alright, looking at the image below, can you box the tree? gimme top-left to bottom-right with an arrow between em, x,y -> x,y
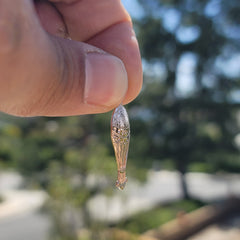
0,111 -> 118,239
131,0 -> 240,199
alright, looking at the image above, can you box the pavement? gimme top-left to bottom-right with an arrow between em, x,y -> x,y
0,171 -> 50,240
0,170 -> 240,239
0,211 -> 51,240
88,171 -> 240,222
189,214 -> 240,240
189,225 -> 240,240
0,172 -> 47,220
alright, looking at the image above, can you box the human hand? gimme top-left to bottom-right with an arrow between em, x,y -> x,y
0,0 -> 142,116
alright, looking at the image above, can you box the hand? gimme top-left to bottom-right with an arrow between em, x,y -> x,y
0,0 -> 142,116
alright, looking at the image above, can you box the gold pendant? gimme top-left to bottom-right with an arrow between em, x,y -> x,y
111,105 -> 130,190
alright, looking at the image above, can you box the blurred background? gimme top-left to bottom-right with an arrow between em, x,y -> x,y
0,0 -> 240,239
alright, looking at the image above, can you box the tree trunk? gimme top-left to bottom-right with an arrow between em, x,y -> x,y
176,159 -> 191,200
179,171 -> 190,200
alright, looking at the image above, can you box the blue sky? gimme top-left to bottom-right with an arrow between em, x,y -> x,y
121,0 -> 144,18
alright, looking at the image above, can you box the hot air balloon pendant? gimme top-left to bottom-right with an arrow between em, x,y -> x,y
111,105 -> 130,190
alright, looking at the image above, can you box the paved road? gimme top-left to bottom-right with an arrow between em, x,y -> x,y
0,211 -> 51,240
189,215 -> 240,240
1,171 -> 240,239
0,172 -> 50,240
88,171 -> 240,222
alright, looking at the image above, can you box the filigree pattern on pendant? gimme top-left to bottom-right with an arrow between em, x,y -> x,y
111,105 -> 130,190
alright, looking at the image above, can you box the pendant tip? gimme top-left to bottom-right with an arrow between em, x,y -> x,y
116,177 -> 128,190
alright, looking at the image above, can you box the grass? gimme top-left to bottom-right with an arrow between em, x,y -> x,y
116,199 -> 205,234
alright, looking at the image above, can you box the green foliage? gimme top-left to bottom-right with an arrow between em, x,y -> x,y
0,121 -> 22,168
188,162 -> 214,173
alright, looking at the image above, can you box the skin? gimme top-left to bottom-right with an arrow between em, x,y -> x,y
0,0 -> 142,117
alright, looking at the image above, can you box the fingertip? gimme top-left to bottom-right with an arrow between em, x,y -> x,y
84,52 -> 128,108
87,21 -> 143,105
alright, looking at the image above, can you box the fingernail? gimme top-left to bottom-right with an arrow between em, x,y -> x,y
84,53 -> 128,107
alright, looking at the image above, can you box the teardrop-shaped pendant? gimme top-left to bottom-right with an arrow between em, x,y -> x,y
111,105 -> 130,190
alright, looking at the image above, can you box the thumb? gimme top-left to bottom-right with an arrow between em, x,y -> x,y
44,38 -> 128,116
0,1 -> 128,117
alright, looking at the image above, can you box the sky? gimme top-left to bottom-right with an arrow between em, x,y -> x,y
121,0 -> 144,18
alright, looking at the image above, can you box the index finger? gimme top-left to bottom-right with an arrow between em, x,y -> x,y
50,0 -> 142,104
